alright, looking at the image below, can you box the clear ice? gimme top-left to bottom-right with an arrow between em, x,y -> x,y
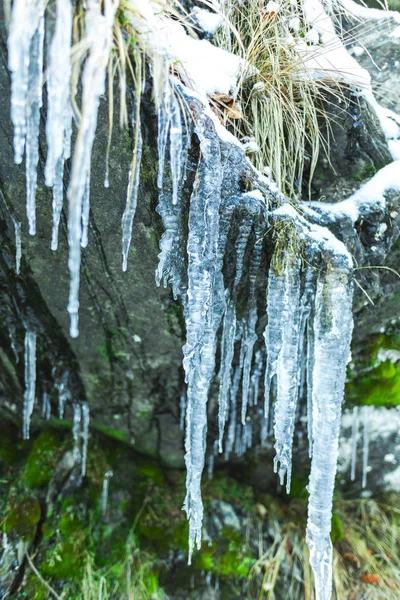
23,330 -> 37,440
122,100 -> 143,272
67,0 -> 118,337
45,0 -> 73,250
306,268 -> 353,600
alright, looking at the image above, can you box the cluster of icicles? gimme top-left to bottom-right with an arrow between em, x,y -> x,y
22,328 -> 90,478
7,2 -> 356,599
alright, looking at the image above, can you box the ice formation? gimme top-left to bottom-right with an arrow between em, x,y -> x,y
22,330 -> 37,440
102,470 -> 113,516
5,0 -> 397,598
67,0 -> 118,337
350,406 -> 359,482
362,406 -> 371,489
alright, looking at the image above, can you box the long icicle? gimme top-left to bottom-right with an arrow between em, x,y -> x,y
182,111 -> 225,564
67,0 -> 118,337
122,53 -> 143,272
270,258 -> 302,493
23,330 -> 37,440
46,0 -> 73,250
306,267 -> 353,600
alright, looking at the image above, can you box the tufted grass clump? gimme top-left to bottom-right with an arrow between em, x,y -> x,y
214,1 -> 352,199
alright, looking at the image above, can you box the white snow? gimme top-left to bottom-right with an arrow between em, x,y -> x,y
193,8 -> 222,35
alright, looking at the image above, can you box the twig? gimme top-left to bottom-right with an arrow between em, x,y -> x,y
26,552 -> 63,600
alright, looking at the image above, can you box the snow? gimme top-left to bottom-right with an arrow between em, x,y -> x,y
193,8 -> 222,35
127,0 -> 243,97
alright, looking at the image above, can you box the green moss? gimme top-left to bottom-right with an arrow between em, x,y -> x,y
41,537 -> 84,580
352,162 -> 377,182
94,424 -> 130,444
331,512 -> 345,544
137,463 -> 164,484
23,429 -> 64,488
4,496 -> 41,539
347,332 -> 400,407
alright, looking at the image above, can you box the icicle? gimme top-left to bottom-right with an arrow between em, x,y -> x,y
362,406 -> 371,489
23,331 -> 37,440
25,16 -> 44,236
225,364 -> 241,459
45,0 -> 73,249
81,403 -> 90,477
55,375 -> 70,419
241,219 -> 264,424
233,219 -> 252,290
170,94 -> 183,205
12,218 -> 22,274
155,86 -> 189,300
7,0 -> 45,164
155,187 -> 187,300
81,175 -> 91,249
260,415 -> 269,448
180,390 -> 186,431
102,470 -> 113,516
306,267 -> 353,600
207,440 -> 218,480
306,318 -> 315,458
121,99 -> 143,272
41,391 -> 51,420
350,406 -> 359,482
67,0 -> 118,337
72,403 -> 82,464
264,259 -> 302,493
157,82 -> 172,190
250,348 -> 264,407
182,112 -> 225,563
217,296 -> 237,452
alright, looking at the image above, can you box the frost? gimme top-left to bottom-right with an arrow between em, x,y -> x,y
23,331 -> 37,440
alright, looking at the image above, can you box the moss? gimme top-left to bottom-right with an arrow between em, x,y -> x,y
347,333 -> 400,407
41,537 -> 85,580
4,496 -> 41,539
23,429 -> 64,488
352,162 -> 377,182
94,423 -> 130,444
331,512 -> 345,544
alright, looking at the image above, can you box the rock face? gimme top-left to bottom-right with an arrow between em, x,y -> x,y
0,3 -> 399,599
0,6 -> 399,479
